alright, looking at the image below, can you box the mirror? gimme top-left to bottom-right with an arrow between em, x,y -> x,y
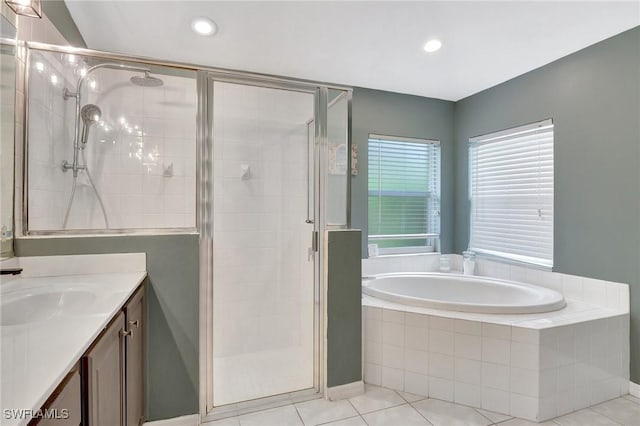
1,14 -> 16,258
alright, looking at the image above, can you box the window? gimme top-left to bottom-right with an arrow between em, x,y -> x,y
368,134 -> 440,254
469,119 -> 554,267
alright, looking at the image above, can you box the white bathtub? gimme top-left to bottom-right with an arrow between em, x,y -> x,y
362,272 -> 566,314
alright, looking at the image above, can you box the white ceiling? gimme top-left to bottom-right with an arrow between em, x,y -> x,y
65,1 -> 640,101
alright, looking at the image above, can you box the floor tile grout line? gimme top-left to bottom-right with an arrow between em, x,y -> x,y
292,401 -> 306,426
623,394 -> 640,405
314,414 -> 362,426
409,399 -> 435,426
406,400 -> 435,426
393,389 -> 411,404
589,403 -> 628,425
555,406 -> 624,426
351,400 -> 409,416
348,393 -> 431,425
347,398 -> 375,425
492,418 -> 524,425
364,401 -> 417,416
393,389 -> 428,405
346,398 -> 361,415
471,406 -> 502,425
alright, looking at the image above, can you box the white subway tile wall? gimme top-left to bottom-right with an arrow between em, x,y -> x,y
363,306 -> 630,422
27,50 -> 197,230
472,258 -> 630,313
211,81 -> 316,405
363,254 -> 442,275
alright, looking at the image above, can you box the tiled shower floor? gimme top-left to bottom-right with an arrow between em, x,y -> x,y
203,385 -> 640,426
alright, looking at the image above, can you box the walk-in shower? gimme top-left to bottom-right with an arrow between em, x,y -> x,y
22,42 -> 351,422
199,72 -> 350,420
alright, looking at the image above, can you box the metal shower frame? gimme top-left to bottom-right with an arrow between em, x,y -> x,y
18,41 -> 353,421
20,41 -> 352,236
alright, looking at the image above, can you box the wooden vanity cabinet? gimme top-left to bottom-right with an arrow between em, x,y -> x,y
82,284 -> 145,426
124,287 -> 144,426
31,367 -> 82,426
82,312 -> 125,426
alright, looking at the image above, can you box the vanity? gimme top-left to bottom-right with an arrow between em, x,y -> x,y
1,253 -> 147,426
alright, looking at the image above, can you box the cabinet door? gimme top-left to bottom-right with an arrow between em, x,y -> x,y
84,312 -> 124,426
36,368 -> 81,426
125,287 -> 144,426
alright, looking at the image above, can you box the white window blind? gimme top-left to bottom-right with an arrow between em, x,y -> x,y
368,134 -> 440,253
469,119 -> 554,267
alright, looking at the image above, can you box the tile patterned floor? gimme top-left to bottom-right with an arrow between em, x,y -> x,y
206,385 -> 640,426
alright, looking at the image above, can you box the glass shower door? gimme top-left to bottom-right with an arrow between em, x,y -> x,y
210,81 -> 316,406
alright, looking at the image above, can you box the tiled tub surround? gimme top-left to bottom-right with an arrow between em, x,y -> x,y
362,254 -> 630,422
27,49 -> 197,231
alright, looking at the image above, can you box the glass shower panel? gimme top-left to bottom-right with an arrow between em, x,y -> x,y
211,81 -> 315,406
26,49 -> 197,232
326,89 -> 348,225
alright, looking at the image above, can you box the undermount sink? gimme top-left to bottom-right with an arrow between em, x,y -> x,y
1,289 -> 97,326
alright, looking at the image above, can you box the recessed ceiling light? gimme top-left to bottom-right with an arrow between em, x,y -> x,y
191,17 -> 217,36
423,39 -> 442,53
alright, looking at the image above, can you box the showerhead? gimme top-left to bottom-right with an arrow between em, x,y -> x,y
80,104 -> 101,146
130,71 -> 163,87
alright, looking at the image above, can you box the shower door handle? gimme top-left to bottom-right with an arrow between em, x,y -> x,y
311,231 -> 318,252
308,230 -> 318,261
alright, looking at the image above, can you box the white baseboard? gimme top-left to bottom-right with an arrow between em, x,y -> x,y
630,381 -> 640,398
326,381 -> 364,400
143,414 -> 199,426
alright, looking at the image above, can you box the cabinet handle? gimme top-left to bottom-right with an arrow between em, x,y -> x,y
129,319 -> 140,328
120,329 -> 133,338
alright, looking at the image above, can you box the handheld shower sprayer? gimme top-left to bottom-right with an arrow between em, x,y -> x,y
62,102 -> 109,229
80,104 -> 101,147
61,62 -> 163,229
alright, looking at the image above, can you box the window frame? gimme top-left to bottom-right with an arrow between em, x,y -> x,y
468,119 -> 554,268
367,133 -> 441,256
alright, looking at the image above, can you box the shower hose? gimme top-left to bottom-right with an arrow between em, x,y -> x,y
62,148 -> 110,229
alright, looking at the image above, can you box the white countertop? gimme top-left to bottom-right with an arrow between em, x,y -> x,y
1,268 -> 146,426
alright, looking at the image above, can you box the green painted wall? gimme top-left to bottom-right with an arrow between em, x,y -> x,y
326,230 -> 362,387
15,234 -> 199,421
453,27 -> 640,381
351,87 -> 455,257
